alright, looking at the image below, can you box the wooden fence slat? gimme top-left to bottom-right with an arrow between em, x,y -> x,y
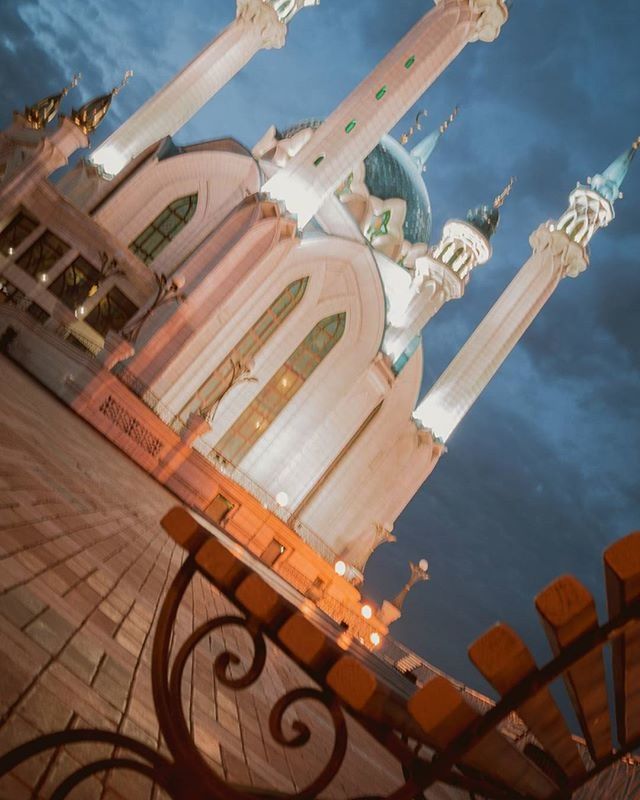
604,531 -> 640,746
408,676 -> 557,799
535,575 -> 612,762
469,622 -> 585,779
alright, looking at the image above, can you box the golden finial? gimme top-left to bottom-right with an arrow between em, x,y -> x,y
71,70 -> 134,135
61,73 -> 82,98
439,105 -> 460,135
493,176 -> 516,209
112,70 -> 134,97
23,73 -> 82,130
400,109 -> 428,145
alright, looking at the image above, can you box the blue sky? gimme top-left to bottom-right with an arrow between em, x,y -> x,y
1,0 -> 639,699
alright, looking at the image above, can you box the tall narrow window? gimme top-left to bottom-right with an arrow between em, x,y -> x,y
16,230 -> 69,278
0,210 -> 38,256
181,278 -> 308,421
129,194 -> 198,265
48,256 -> 100,311
214,312 -> 346,464
85,287 -> 138,336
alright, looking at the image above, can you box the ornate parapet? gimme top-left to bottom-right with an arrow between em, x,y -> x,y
436,0 -> 509,42
236,0 -> 287,48
530,223 -> 590,280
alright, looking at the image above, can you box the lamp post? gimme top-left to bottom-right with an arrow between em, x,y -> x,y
391,559 -> 430,612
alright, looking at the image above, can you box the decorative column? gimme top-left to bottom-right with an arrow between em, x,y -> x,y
414,140 -> 639,442
90,0 -> 318,177
263,0 -> 508,227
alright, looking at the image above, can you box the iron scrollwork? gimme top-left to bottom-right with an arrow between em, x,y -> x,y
0,550 -> 350,799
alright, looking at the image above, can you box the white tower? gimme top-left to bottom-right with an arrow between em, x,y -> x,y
263,0 -> 509,227
90,0 -> 317,177
384,178 -> 514,369
414,139 -> 640,442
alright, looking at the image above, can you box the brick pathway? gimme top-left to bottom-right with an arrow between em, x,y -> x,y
0,358 -> 405,800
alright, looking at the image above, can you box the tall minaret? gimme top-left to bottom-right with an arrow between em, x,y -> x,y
414,139 -> 640,442
90,0 -> 317,177
263,0 -> 509,227
384,177 -> 514,369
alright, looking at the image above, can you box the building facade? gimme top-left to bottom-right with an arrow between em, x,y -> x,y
0,0 -> 636,642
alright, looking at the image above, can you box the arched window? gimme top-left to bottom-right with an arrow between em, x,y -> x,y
129,193 -> 198,265
214,312 -> 347,464
180,277 -> 309,421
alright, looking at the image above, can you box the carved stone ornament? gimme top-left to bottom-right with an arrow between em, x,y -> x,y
530,224 -> 589,280
469,0 -> 509,42
236,0 -> 287,49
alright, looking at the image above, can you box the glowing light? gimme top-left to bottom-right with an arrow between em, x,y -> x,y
7,247 -> 14,255
275,491 -> 289,507
334,560 -> 347,577
74,305 -> 86,319
370,632 -> 381,647
262,170 -> 319,229
419,558 -> 429,573
361,604 -> 373,620
39,272 -> 48,283
91,144 -> 129,177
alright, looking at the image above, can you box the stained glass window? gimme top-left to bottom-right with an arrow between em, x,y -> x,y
181,278 -> 308,420
48,256 -> 101,311
0,210 -> 39,257
214,312 -> 346,464
129,194 -> 198,265
85,287 -> 138,337
15,230 -> 69,278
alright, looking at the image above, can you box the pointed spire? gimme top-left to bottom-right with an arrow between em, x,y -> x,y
71,70 -> 133,135
589,137 -> 640,206
466,176 -> 516,240
410,106 -> 459,172
23,74 -> 81,130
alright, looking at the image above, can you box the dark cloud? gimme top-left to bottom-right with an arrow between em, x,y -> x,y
1,0 -> 638,699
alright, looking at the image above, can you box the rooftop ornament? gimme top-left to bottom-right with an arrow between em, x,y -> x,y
466,175 -> 516,240
23,73 -> 81,130
409,106 -> 460,172
71,70 -> 133,135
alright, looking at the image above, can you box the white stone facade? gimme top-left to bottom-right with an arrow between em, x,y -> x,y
5,0 -> 631,582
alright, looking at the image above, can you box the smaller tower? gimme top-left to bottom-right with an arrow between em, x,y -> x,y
414,140 -> 639,442
90,0 -> 318,177
384,178 -> 514,369
0,76 -> 87,200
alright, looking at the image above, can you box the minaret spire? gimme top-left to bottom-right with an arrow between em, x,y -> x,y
414,144 -> 637,443
22,74 -> 81,130
71,71 -> 133,136
589,137 -> 640,206
90,0 -> 318,177
263,0 -> 509,227
410,106 -> 460,172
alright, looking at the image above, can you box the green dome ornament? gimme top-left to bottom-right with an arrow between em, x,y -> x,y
467,176 -> 516,240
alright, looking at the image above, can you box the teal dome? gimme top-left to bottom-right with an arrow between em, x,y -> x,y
278,123 -> 432,245
364,135 -> 432,245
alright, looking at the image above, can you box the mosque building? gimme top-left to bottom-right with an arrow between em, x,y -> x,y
0,0 -> 637,645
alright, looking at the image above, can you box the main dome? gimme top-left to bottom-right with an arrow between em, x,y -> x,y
278,122 -> 433,245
